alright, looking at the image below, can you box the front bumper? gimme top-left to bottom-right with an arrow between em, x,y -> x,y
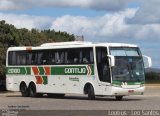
111,86 -> 145,96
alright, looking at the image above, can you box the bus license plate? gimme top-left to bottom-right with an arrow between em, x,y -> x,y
128,90 -> 134,93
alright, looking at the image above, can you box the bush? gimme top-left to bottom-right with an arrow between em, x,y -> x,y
145,72 -> 160,82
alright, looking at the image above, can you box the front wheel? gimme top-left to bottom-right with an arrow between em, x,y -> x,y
88,85 -> 95,100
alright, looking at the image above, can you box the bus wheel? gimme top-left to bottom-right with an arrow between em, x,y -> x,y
20,83 -> 29,97
29,83 -> 37,97
115,96 -> 123,101
88,85 -> 95,100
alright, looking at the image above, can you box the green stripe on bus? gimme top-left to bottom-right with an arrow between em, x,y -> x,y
42,76 -> 48,85
6,67 -> 31,75
51,65 -> 94,75
6,65 -> 94,75
38,67 -> 45,75
90,65 -> 94,75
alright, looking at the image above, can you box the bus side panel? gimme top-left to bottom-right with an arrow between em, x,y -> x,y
6,75 -> 36,92
36,76 -> 68,94
37,75 -> 81,94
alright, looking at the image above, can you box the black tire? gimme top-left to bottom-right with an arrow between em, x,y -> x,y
116,96 -> 123,101
47,93 -> 65,98
88,85 -> 95,100
29,83 -> 37,97
0,85 -> 6,91
20,83 -> 29,97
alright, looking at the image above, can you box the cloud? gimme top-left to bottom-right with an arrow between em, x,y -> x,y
51,8 -> 160,42
126,0 -> 160,24
0,0 -> 16,10
34,0 -> 132,11
0,13 -> 53,30
0,0 -> 26,10
0,0 -> 132,11
1,8 -> 160,43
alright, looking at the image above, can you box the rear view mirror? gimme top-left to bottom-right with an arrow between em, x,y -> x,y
107,55 -> 115,67
142,55 -> 152,68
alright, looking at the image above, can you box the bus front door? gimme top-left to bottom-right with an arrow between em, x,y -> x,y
96,47 -> 111,95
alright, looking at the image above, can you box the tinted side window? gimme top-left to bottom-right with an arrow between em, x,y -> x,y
26,51 -> 37,65
26,50 -> 50,65
49,50 -> 56,64
8,51 -> 16,65
55,50 -> 65,64
16,51 -> 26,65
8,51 -> 26,65
65,47 -> 94,64
37,51 -> 50,65
81,48 -> 94,64
8,48 -> 94,66
66,48 -> 81,64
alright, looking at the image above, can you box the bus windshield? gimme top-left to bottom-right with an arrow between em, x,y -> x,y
110,47 -> 145,82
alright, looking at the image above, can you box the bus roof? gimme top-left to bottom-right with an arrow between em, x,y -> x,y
40,41 -> 92,46
7,41 -> 138,51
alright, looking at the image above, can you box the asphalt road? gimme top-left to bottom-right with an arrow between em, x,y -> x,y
0,86 -> 160,111
0,87 -> 160,110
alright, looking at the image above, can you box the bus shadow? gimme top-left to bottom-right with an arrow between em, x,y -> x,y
6,95 -> 143,101
44,95 -> 143,101
6,95 -> 23,97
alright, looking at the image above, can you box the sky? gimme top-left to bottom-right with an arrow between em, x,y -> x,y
0,0 -> 160,68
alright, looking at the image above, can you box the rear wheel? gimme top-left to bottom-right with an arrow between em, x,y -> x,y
115,96 -> 123,101
29,83 -> 37,97
88,85 -> 95,100
20,83 -> 29,97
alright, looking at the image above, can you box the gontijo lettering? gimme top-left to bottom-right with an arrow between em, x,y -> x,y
65,68 -> 86,74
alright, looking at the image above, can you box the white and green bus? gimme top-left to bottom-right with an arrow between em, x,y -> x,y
6,41 -> 152,100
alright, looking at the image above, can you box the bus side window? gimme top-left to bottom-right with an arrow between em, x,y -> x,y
31,52 -> 36,65
8,51 -> 16,65
55,52 -> 59,64
50,51 -> 55,64
83,57 -> 88,63
16,51 -> 26,65
26,52 -> 33,65
81,48 -> 94,64
66,48 -> 80,64
74,58 -> 78,63
55,51 -> 65,64
37,52 -> 43,65
60,52 -> 65,64
43,52 -> 49,65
